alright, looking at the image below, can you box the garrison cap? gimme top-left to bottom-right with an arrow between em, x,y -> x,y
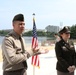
54,33 -> 58,35
59,26 -> 70,34
12,14 -> 24,22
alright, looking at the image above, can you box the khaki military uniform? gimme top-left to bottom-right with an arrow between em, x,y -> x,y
2,30 -> 34,71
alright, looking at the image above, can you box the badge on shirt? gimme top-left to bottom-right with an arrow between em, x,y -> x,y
62,46 -> 68,51
70,45 -> 74,48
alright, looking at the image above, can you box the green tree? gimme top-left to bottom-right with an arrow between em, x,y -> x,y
70,25 -> 76,39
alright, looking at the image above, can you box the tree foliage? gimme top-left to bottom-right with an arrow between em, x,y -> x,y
70,25 -> 76,39
0,25 -> 76,39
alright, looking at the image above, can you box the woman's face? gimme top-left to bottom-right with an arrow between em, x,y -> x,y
61,32 -> 70,40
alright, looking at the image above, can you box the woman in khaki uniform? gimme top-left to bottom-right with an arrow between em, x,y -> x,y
55,26 -> 76,75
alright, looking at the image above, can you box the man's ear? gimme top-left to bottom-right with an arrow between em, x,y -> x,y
12,21 -> 15,27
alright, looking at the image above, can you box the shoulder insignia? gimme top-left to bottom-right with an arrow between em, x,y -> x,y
5,34 -> 12,37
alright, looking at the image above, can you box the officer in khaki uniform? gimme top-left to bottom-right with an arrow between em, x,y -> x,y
1,14 -> 48,75
55,26 -> 76,75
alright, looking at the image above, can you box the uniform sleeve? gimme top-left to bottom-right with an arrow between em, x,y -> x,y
22,38 -> 34,56
55,42 -> 69,69
23,38 -> 40,57
71,41 -> 76,66
2,37 -> 28,65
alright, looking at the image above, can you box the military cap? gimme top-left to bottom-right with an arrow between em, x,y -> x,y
59,26 -> 70,34
54,33 -> 58,35
12,14 -> 24,22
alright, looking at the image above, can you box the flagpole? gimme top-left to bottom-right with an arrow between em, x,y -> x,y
33,13 -> 35,18
32,13 -> 40,75
32,13 -> 35,75
33,66 -> 35,75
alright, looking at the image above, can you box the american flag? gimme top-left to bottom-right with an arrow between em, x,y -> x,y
31,17 -> 40,68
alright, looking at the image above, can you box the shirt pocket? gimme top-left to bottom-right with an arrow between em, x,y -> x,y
15,47 -> 22,54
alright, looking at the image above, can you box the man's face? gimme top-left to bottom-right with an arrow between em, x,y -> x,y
13,21 -> 25,35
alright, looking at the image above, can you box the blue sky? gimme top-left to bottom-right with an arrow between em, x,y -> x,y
0,0 -> 76,30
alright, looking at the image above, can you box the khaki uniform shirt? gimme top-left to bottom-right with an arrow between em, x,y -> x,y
1,30 -> 34,71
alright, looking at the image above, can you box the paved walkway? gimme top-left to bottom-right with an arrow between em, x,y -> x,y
0,50 -> 57,75
0,48 -> 76,75
0,58 -> 57,75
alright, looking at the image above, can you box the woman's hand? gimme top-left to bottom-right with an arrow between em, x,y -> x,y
67,65 -> 75,73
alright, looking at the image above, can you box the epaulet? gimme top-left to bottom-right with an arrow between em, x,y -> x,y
5,33 -> 12,37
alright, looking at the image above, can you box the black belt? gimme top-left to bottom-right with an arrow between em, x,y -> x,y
4,68 -> 25,72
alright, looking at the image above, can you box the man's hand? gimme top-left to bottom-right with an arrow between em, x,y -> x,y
32,47 -> 39,53
39,49 -> 49,54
